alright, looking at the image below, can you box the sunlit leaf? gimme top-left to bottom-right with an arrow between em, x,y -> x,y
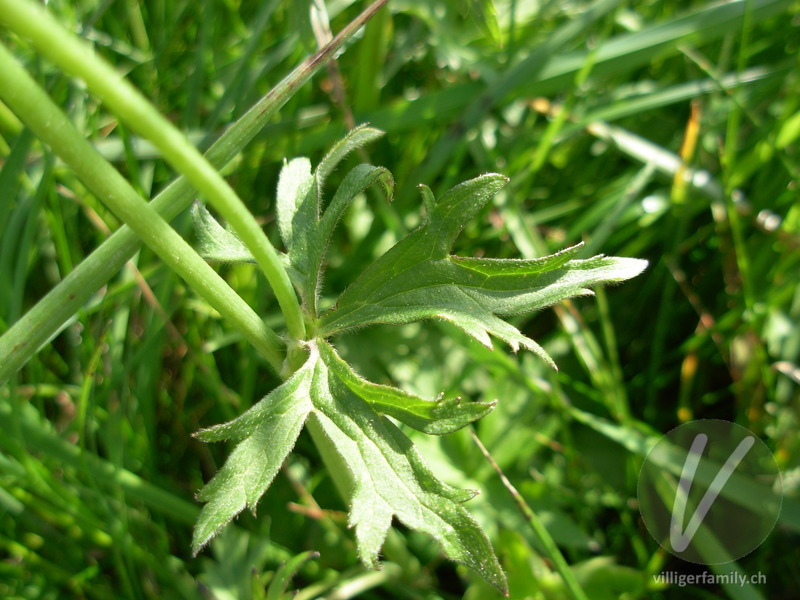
321,174 -> 647,367
194,342 -> 507,592
319,340 -> 493,434
191,359 -> 314,553
191,201 -> 254,263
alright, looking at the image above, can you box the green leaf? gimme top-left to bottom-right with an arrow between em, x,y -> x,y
317,164 -> 394,249
305,164 -> 393,301
285,163 -> 393,309
308,342 -> 507,592
191,358 -> 314,554
201,128 -> 390,308
193,166 -> 647,593
265,551 -> 318,600
275,128 -> 390,309
193,342 -> 507,592
191,201 -> 254,263
321,174 -> 648,367
318,340 -> 493,434
460,0 -> 501,47
275,157 -> 314,251
316,124 -> 385,184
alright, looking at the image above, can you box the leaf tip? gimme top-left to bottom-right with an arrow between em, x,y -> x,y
418,183 -> 436,217
190,523 -> 214,557
519,338 -> 558,370
192,427 -> 210,441
478,172 -> 511,192
620,257 -> 649,279
193,424 -> 230,443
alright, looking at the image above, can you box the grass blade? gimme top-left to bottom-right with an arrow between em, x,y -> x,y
0,0 -> 390,383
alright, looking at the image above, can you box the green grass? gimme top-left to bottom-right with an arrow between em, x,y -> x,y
1,0 -> 798,598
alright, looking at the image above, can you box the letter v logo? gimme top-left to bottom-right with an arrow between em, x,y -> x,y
638,419 -> 781,564
669,433 -> 755,552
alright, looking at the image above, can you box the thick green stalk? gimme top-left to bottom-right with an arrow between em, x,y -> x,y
0,42 -> 284,373
0,0 -> 389,383
0,0 -> 305,341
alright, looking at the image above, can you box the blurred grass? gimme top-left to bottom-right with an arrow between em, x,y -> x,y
1,0 -> 798,599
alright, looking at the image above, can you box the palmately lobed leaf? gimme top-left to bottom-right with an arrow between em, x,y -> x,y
192,128 -> 392,312
272,127 -> 391,312
320,174 -> 648,367
192,132 -> 648,594
308,342 -> 507,592
193,341 -> 507,592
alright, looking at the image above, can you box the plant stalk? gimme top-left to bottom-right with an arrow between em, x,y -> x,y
0,0 -> 306,341
0,42 -> 285,373
471,429 -> 590,600
0,0 -> 390,383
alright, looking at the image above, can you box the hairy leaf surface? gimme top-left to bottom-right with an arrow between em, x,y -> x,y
308,342 -> 505,590
193,131 -> 648,593
321,174 -> 647,366
318,340 -> 494,434
192,359 -> 314,553
273,126 -> 391,310
191,201 -> 253,263
193,342 -> 505,590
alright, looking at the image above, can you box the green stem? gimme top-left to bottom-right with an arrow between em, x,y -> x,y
0,0 -> 389,383
0,42 -> 284,373
470,429 -> 590,600
306,415 -> 355,502
0,0 -> 305,341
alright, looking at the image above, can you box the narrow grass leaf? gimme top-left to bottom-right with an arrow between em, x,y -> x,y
0,0 -> 385,381
265,551 -> 319,600
570,407 -> 799,532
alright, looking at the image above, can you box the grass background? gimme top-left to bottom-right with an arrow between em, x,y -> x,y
1,0 -> 798,598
